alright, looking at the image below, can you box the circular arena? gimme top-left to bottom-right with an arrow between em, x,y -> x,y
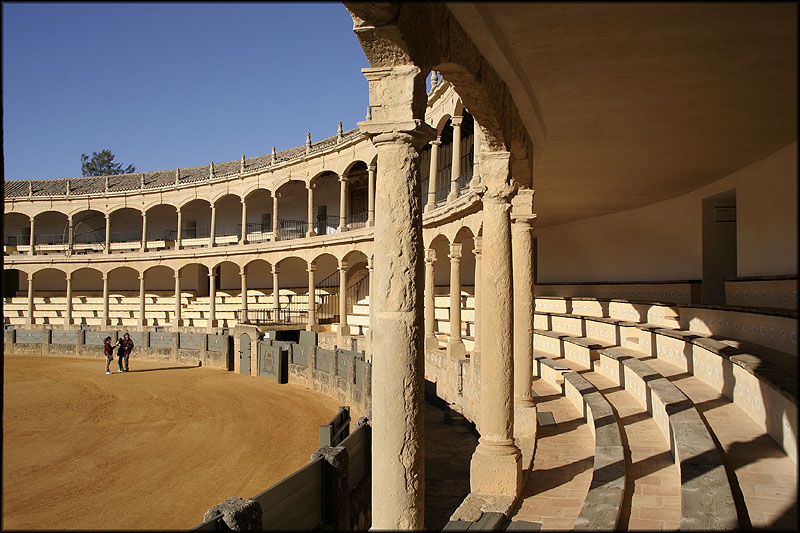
2,355 -> 339,530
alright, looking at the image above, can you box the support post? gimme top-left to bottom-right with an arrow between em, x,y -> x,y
174,272 -> 182,328
366,256 -> 374,362
469,150 -> 522,497
68,217 -> 74,254
447,242 -> 465,358
26,273 -> 34,326
307,182 -> 316,237
176,209 -> 182,250
102,273 -> 110,326
141,211 -> 147,252
139,273 -> 147,327
104,213 -> 111,254
424,248 -> 438,350
65,273 -> 73,329
367,163 -> 376,227
426,138 -> 440,212
240,198 -> 248,245
209,204 -> 216,247
307,264 -> 317,331
29,217 -> 35,255
272,266 -> 281,318
336,261 -> 349,339
472,237 -> 482,383
448,116 -> 463,202
357,64 -> 436,529
512,189 -> 537,407
208,269 -> 217,330
272,193 -> 279,241
241,268 -> 248,324
338,175 -> 348,232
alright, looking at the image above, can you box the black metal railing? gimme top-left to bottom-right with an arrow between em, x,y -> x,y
276,219 -> 307,241
147,229 -> 177,241
346,211 -> 368,229
420,178 -> 429,209
181,226 -> 210,239
35,234 -> 67,245
456,166 -> 473,196
221,223 -> 242,236
73,231 -> 104,244
435,182 -> 450,205
316,269 -> 340,324
110,230 -> 142,242
246,221 -> 273,243
239,305 -> 308,326
5,234 -> 30,246
315,215 -> 340,236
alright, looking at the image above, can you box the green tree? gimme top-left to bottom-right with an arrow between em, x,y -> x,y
80,149 -> 136,176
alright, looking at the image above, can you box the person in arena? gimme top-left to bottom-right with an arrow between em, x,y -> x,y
103,336 -> 115,375
118,332 -> 134,372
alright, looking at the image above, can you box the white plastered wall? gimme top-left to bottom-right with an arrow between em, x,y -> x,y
536,142 -> 797,282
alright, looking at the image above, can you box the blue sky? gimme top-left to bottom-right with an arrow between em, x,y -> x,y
2,2 -> 370,180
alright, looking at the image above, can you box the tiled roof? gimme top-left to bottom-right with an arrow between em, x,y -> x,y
4,128 -> 364,198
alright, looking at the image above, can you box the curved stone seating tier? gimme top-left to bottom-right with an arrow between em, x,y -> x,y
535,280 -> 701,305
678,304 -> 798,356
562,372 -> 626,531
725,275 -> 798,310
536,296 -> 681,328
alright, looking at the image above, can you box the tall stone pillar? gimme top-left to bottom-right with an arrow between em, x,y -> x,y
176,208 -> 182,250
65,273 -> 73,329
424,248 -> 438,350
208,269 -> 217,330
102,273 -> 110,326
272,193 -> 279,241
426,138 -> 440,212
68,217 -> 74,254
338,175 -> 348,232
512,189 -> 537,407
141,211 -> 148,252
174,272 -> 182,328
241,268 -> 248,324
104,213 -> 111,254
209,204 -> 217,247
26,273 -> 34,326
307,264 -> 317,331
472,237 -> 482,383
336,261 -> 350,338
470,150 -> 522,497
471,126 -> 482,190
448,116 -> 463,202
366,255 -> 374,362
272,266 -> 281,318
357,64 -> 436,530
139,273 -> 147,327
306,182 -> 316,237
447,243 -> 465,358
367,163 -> 376,227
29,217 -> 35,255
240,198 -> 248,245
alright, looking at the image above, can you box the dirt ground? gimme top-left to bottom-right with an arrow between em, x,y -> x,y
2,355 -> 340,530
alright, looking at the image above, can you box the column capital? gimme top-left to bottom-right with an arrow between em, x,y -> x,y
449,242 -> 462,260
240,266 -> 247,277
368,162 -> 377,173
474,236 -> 482,255
424,248 -> 437,264
174,271 -> 181,279
272,266 -> 280,275
307,181 -> 316,190
338,175 -> 349,184
101,272 -> 109,281
451,115 -> 464,128
241,196 -> 247,205
272,191 -> 281,199
307,264 -> 317,274
510,188 -> 536,219
339,260 -> 348,273
139,273 -> 145,282
430,137 -> 442,147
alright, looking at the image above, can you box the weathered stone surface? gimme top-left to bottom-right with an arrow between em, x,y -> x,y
203,496 -> 262,531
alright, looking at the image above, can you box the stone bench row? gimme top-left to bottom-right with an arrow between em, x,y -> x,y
724,275 -> 797,310
595,347 -> 738,529
534,296 -> 798,356
535,280 -> 701,305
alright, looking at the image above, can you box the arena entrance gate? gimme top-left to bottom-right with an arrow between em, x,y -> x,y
257,340 -> 288,383
239,333 -> 251,375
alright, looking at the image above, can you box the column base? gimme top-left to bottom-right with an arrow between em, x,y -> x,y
207,319 -> 218,329
338,225 -> 348,233
447,190 -> 458,203
173,319 -> 184,328
138,319 -> 147,327
425,334 -> 440,351
514,395 -> 536,408
306,230 -> 316,238
424,203 -> 434,214
335,323 -> 350,337
447,339 -> 466,358
470,439 -> 522,497
306,323 -> 320,332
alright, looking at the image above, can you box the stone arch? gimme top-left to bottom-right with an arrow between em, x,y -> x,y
144,204 -> 178,241
33,210 -> 70,245
142,265 -> 175,293
107,266 -> 140,294
32,267 -> 67,293
71,267 -> 102,292
179,199 -> 211,241
243,188 -> 273,241
453,226 -> 476,288
4,212 -> 31,247
274,180 -> 307,239
212,194 -> 244,240
108,207 -> 143,244
244,259 -> 273,292
428,233 -> 452,288
435,113 -> 453,134
71,209 -> 106,245
310,171 -> 341,235
213,260 -> 241,294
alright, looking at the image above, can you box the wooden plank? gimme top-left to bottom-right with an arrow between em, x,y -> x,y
442,519 -> 472,531
472,512 -> 507,530
340,424 -> 367,489
505,520 -> 541,531
254,458 -> 323,530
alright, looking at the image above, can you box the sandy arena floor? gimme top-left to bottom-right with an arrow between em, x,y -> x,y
2,355 -> 340,530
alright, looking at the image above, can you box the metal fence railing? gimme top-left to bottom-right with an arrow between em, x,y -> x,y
315,215 -> 340,236
239,306 -> 309,326
276,219 -> 307,241
147,229 -> 177,241
181,226 -> 210,239
110,230 -> 142,242
346,212 -> 368,230
73,231 -> 104,244
34,234 -> 67,245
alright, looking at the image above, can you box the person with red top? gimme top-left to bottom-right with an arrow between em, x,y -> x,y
117,332 -> 134,372
103,336 -> 115,375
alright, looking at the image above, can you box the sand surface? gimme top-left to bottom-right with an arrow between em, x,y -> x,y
2,355 -> 340,530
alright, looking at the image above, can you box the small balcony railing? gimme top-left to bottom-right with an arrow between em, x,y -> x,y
110,230 -> 142,242
435,183 -> 450,206
73,231 -> 104,244
346,211 -> 368,230
181,226 -> 210,239
314,215 -> 340,236
276,219 -> 307,241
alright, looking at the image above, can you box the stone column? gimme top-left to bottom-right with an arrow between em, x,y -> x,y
104,213 -> 111,254
367,163 -> 376,227
307,264 -> 317,331
336,261 -> 349,338
208,269 -> 217,330
65,273 -> 73,329
29,216 -> 35,255
448,116 -> 463,202
424,248 -> 438,350
68,217 -> 74,254
139,273 -> 147,327
512,189 -> 537,407
26,273 -> 34,326
471,126 -> 482,190
272,193 -> 279,241
470,150 -> 522,497
174,272 -> 182,328
306,182 -> 316,237
209,204 -> 217,247
447,242 -> 465,358
366,256 -> 375,362
176,208 -> 183,250
472,237 -> 482,383
141,210 -> 148,252
240,198 -> 248,245
357,64 -> 436,530
102,272 -> 110,326
426,138 -> 440,212
272,266 -> 281,318
338,175 -> 348,232
241,268 -> 248,324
